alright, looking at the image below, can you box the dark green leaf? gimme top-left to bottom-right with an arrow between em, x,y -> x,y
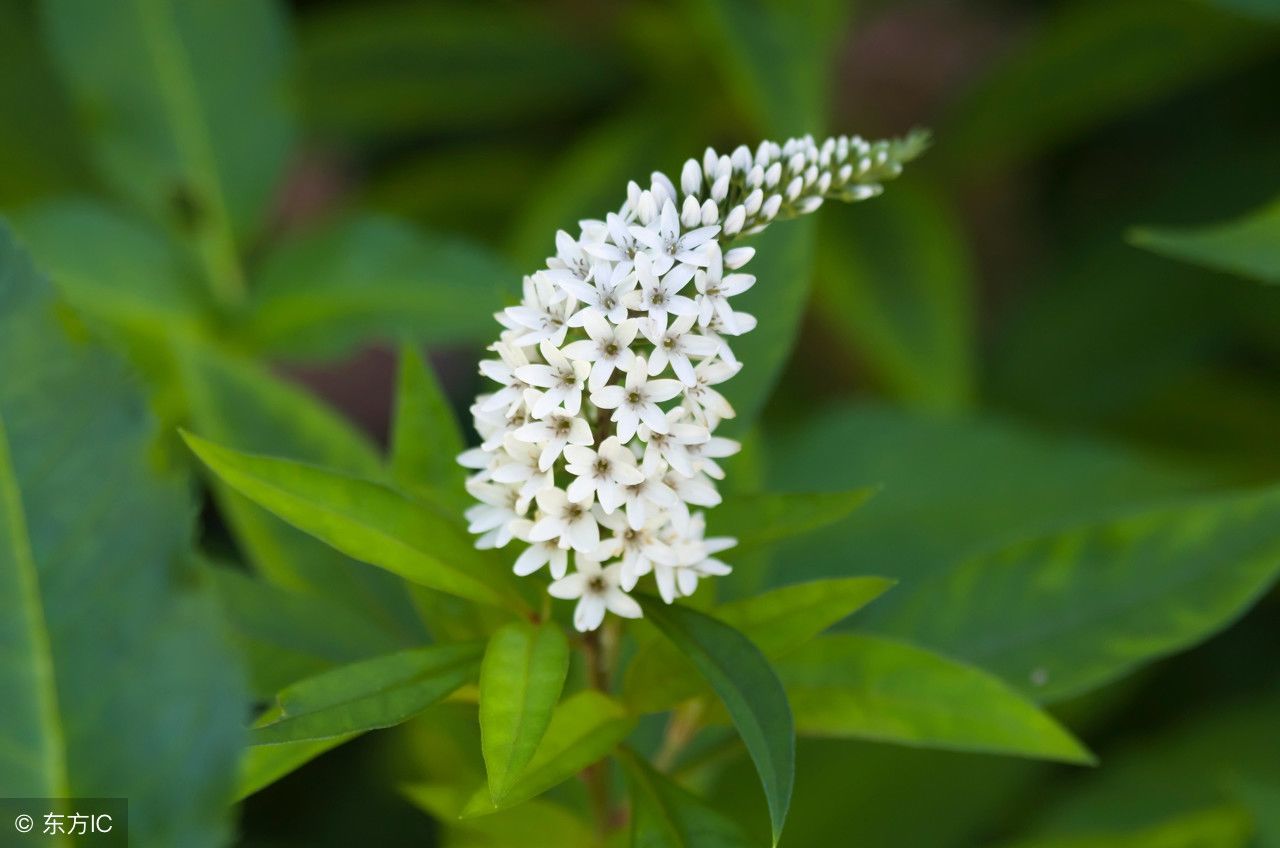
876,483 -> 1280,702
479,621 -> 571,802
462,690 -> 635,817
252,643 -> 483,745
1130,196 -> 1280,284
243,214 -> 513,359
638,597 -> 794,845
778,634 -> 1092,764
710,488 -> 877,556
619,748 -> 755,848
182,431 -> 529,613
0,224 -> 244,844
813,183 -> 975,410
625,577 -> 892,712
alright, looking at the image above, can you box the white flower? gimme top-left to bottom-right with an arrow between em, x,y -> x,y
638,409 -> 709,478
596,510 -> 676,591
696,244 -> 756,333
619,451 -> 679,530
509,520 -> 570,579
627,253 -> 697,335
528,487 -> 600,553
641,313 -> 720,386
563,436 -> 645,513
560,314 -> 638,391
561,261 -> 635,326
462,130 -> 925,626
682,359 -> 739,427
464,482 -> 524,549
591,356 -> 683,442
630,200 -> 719,276
548,556 -> 642,632
515,340 -> 591,418
513,408 -> 593,472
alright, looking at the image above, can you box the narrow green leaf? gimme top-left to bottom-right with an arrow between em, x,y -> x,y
1000,806 -> 1253,848
875,483 -> 1280,702
480,621 -> 571,802
0,224 -> 244,844
779,634 -> 1093,764
40,0 -> 294,301
709,488 -> 877,556
242,214 -> 514,359
252,643 -> 483,745
176,340 -> 425,639
624,577 -> 893,712
1130,196 -> 1280,284
637,597 -> 794,845
235,735 -> 352,801
618,748 -> 754,848
181,431 -> 528,612
462,690 -> 635,817
402,783 -> 596,848
391,343 -> 467,502
813,184 -> 975,410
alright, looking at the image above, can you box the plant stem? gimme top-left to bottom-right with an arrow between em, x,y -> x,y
580,628 -> 614,841
654,699 -> 704,772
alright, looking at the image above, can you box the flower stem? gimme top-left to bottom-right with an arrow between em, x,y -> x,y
581,628 -> 614,840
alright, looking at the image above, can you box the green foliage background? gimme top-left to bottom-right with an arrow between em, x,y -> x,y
1,0 -> 1279,845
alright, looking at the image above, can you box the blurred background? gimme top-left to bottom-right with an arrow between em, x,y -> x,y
3,0 -> 1279,845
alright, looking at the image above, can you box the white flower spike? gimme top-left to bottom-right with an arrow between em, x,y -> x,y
461,130 -> 927,630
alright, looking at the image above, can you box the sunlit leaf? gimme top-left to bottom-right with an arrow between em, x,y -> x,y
402,782 -> 596,848
778,634 -> 1093,764
181,432 -> 529,612
1000,806 -> 1253,848
462,690 -> 635,817
390,343 -> 467,506
479,621 -> 571,803
0,224 -> 244,843
252,643 -> 484,745
638,597 -> 794,845
876,483 -> 1280,701
1130,196 -> 1280,284
235,735 -> 352,801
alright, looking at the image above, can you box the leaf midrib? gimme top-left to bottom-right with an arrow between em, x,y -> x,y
0,412 -> 69,797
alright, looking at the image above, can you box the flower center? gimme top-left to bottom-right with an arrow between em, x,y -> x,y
588,576 -> 607,593
593,458 -> 610,476
604,343 -> 619,357
627,390 -> 642,405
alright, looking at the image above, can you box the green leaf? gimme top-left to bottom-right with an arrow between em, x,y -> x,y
177,341 -> 426,637
463,690 -> 635,817
242,214 -> 514,360
252,643 -> 484,745
1130,196 -> 1280,284
298,1 -> 621,138
877,482 -> 1280,702
479,621 -> 571,802
813,183 -> 975,410
709,488 -> 877,556
619,748 -> 755,848
764,404 -> 1210,626
0,224 -> 245,843
625,577 -> 893,712
390,343 -> 467,504
402,783 -> 596,848
777,634 -> 1093,764
40,0 -> 294,299
235,735 -> 352,801
941,0 -> 1274,175
181,431 -> 529,613
637,597 -> 794,845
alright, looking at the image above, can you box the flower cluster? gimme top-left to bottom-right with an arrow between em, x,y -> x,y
460,130 -> 927,630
